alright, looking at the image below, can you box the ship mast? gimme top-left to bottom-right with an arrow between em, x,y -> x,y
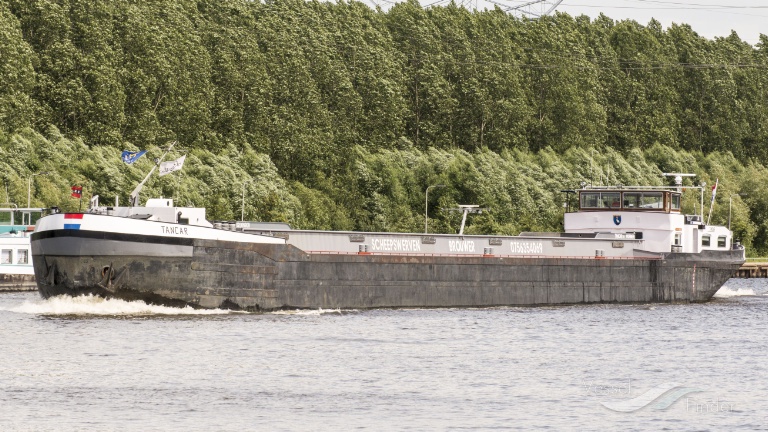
129,141 -> 177,207
444,205 -> 486,235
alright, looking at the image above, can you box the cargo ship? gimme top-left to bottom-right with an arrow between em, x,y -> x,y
30,175 -> 744,310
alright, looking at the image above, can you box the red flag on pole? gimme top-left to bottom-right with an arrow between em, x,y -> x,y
71,186 -> 82,198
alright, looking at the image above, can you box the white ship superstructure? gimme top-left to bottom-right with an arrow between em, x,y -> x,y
564,186 -> 733,255
1,206 -> 45,291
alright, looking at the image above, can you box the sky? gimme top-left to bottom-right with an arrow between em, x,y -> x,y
554,0 -> 767,45
397,0 -> 767,45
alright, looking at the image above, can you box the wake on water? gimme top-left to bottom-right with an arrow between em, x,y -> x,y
5,279 -> 762,315
1,294 -> 346,316
3,295 -> 237,316
713,287 -> 757,298
713,278 -> 767,298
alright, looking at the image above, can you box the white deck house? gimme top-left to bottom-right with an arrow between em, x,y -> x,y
563,187 -> 732,254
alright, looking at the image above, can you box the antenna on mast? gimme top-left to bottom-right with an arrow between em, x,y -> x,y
662,172 -> 696,190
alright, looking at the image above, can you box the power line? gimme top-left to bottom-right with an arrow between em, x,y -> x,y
629,0 -> 768,9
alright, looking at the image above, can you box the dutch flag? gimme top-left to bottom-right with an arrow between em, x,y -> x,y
63,213 -> 83,230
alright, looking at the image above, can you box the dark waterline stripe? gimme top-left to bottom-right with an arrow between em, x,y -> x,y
31,229 -> 196,247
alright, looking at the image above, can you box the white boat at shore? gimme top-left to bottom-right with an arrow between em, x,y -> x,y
1,206 -> 45,291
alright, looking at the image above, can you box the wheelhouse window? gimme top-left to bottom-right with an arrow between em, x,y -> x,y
580,192 -> 600,208
640,192 -> 664,209
1,249 -> 11,264
580,190 -> 677,212
17,249 -> 28,264
670,194 -> 681,210
718,236 -> 727,248
601,193 -> 621,208
702,235 -> 711,247
580,192 -> 621,209
623,192 -> 641,208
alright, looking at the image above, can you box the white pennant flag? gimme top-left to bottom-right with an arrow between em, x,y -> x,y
159,155 -> 186,176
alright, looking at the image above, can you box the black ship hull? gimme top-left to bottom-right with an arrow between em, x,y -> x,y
31,229 -> 743,310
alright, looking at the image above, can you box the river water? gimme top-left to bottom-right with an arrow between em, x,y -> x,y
1,279 -> 767,431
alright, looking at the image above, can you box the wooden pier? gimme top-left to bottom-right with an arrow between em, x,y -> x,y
736,259 -> 768,278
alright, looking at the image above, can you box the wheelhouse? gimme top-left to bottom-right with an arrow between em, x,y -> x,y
1,206 -> 46,233
577,189 -> 681,213
563,185 -> 734,254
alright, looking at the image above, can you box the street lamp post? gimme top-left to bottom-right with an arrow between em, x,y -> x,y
241,180 -> 254,221
27,171 -> 50,209
729,193 -> 747,231
425,184 -> 445,234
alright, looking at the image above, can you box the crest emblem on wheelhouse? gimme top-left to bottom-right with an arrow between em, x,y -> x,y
613,215 -> 622,226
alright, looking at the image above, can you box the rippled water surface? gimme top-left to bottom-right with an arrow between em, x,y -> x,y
1,280 -> 767,431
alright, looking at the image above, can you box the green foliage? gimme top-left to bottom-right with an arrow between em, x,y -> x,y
0,4 -> 35,133
2,1 -> 768,160
2,1 -> 768,255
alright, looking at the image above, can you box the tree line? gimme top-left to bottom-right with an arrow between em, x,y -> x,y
1,0 -> 768,253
